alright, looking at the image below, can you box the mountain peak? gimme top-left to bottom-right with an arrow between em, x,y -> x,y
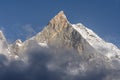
52,11 -> 67,21
49,11 -> 68,30
32,11 -> 71,43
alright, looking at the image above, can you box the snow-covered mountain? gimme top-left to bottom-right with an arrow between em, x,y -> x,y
0,11 -> 120,69
0,11 -> 120,80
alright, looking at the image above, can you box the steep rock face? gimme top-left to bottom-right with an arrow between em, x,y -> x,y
32,11 -> 97,55
24,11 -> 119,61
72,24 -> 120,59
33,11 -> 69,43
20,11 -> 105,61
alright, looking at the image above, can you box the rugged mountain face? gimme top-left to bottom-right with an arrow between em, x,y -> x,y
0,11 -> 120,80
32,11 -> 96,54
24,11 -> 120,60
0,11 -> 120,63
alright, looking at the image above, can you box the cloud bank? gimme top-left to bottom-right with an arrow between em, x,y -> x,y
0,43 -> 120,80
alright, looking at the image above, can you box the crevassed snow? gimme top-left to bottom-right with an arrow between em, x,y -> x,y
72,23 -> 120,59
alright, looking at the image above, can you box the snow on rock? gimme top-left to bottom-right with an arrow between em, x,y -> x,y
72,23 -> 120,59
0,11 -> 120,65
0,30 -> 10,56
15,39 -> 23,47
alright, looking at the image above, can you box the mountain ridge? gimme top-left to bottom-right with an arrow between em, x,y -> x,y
0,11 -> 120,80
0,11 -> 120,62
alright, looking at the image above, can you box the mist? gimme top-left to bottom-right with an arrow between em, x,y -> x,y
0,43 -> 120,80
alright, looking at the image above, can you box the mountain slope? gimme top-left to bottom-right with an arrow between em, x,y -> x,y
72,24 -> 120,59
0,11 -> 120,67
0,11 -> 120,80
23,11 -> 120,60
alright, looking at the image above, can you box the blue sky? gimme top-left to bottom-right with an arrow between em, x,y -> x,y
0,0 -> 120,47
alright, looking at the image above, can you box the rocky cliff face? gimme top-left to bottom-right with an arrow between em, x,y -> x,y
17,11 -> 119,62
31,11 -> 97,54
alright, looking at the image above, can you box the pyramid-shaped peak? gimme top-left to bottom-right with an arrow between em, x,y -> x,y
50,11 -> 68,25
54,11 -> 66,18
48,11 -> 69,32
58,10 -> 64,14
56,11 -> 66,18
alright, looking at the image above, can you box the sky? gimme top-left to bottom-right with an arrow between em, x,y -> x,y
0,0 -> 120,48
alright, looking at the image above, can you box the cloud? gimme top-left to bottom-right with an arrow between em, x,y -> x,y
0,43 -> 120,80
